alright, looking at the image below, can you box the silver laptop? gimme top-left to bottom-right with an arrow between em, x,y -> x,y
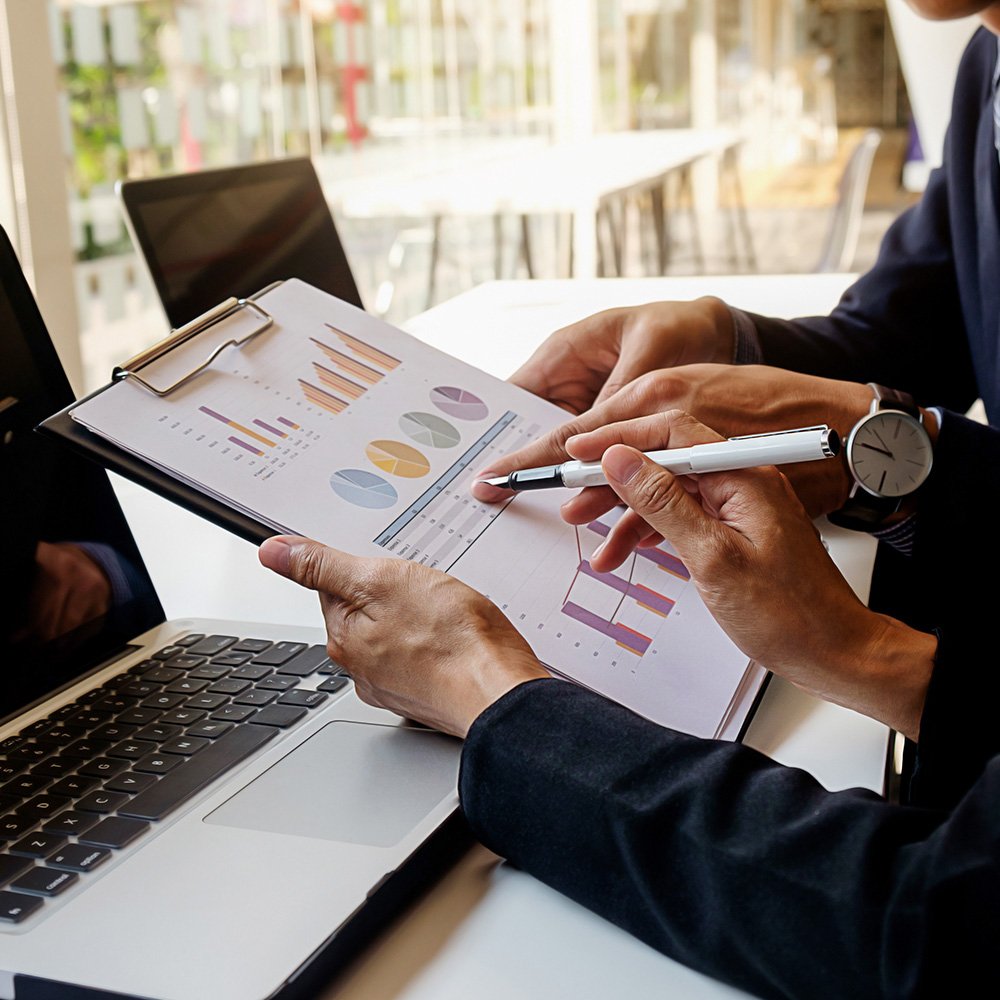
116,157 -> 364,329
0,228 -> 461,1000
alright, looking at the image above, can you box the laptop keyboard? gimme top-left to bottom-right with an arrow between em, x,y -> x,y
0,634 -> 348,925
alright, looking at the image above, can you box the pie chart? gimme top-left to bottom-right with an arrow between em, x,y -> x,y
365,440 -> 431,478
399,411 -> 461,449
430,386 -> 488,421
329,469 -> 398,509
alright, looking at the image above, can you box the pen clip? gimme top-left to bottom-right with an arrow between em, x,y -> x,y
728,424 -> 829,441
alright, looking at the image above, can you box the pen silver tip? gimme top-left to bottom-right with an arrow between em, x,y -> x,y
480,476 -> 509,488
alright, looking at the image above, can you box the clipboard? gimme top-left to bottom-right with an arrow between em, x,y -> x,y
37,284 -> 285,547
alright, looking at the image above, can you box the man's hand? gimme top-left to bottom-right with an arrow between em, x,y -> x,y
258,540 -> 549,737
509,297 -> 735,414
474,364 -> 873,517
585,410 -> 936,741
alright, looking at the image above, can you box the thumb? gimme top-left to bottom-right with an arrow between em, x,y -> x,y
259,535 -> 367,598
601,445 -> 716,557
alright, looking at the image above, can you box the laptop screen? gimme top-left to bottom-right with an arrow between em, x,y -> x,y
0,230 -> 163,727
120,158 -> 363,328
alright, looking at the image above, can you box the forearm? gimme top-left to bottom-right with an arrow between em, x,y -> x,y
461,679 -> 1000,999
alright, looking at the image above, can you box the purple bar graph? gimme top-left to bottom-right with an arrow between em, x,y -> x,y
578,561 -> 675,617
253,418 -> 288,438
586,521 -> 690,580
561,601 -> 651,655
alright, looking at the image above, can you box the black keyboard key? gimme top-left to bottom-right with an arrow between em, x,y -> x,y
77,791 -> 130,814
47,843 -> 110,873
93,696 -> 138,714
118,682 -> 159,699
38,724 -> 90,746
51,703 -> 82,720
62,739 -> 112,760
0,815 -> 36,840
186,721 -> 233,740
73,690 -> 104,705
78,758 -> 129,780
270,645 -> 327,674
141,693 -> 185,711
158,708 -> 206,727
20,719 -> 56,738
233,690 -> 278,707
278,690 -> 329,709
104,772 -> 157,795
116,708 -> 162,726
141,668 -> 185,686
108,740 -> 158,761
165,678 -> 209,695
0,854 -> 32,884
3,775 -> 51,798
119,726 -> 276,822
16,795 -> 70,820
186,635 -> 238,656
127,659 -> 159,676
134,723 -> 182,743
210,652 -> 253,667
153,645 -> 186,660
317,676 -> 351,694
92,723 -> 140,741
256,675 -> 298,692
10,832 -> 67,858
12,867 -> 78,896
175,633 -> 206,647
79,816 -> 149,849
0,736 -> 25,753
48,776 -> 98,798
188,665 -> 230,681
163,654 -> 208,671
248,706 -> 308,729
0,889 -> 44,922
229,664 -> 270,680
316,661 -> 338,674
184,693 -> 228,711
231,638 -> 272,653
0,762 -> 27,781
207,678 -> 252,696
159,736 -> 209,757
44,811 -> 99,837
132,753 -> 184,776
254,642 -> 311,668
10,745 -> 51,763
66,710 -> 112,728
31,758 -> 77,780
210,705 -> 257,723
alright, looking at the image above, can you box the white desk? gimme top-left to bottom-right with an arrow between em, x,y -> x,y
114,273 -> 884,1000
322,129 -> 745,280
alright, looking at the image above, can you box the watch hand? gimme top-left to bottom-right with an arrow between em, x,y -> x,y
857,442 -> 893,458
870,426 -> 893,454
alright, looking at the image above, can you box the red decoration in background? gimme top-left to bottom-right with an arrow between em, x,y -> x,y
336,2 -> 367,146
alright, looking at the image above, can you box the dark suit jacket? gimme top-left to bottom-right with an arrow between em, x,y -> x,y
458,28 -> 1000,1000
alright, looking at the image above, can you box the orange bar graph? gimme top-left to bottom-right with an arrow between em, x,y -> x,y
325,324 -> 400,370
309,338 -> 382,385
298,379 -> 348,415
312,363 -> 366,400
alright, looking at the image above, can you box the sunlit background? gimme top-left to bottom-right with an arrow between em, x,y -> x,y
0,0 -> 979,394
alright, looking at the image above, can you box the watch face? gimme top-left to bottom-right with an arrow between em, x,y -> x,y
848,410 -> 933,499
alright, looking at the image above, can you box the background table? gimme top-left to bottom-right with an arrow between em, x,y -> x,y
113,272 -> 883,1000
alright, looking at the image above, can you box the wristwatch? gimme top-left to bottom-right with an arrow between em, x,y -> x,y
827,383 -> 933,531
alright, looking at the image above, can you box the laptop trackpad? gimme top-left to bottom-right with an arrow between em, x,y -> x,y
205,721 -> 459,848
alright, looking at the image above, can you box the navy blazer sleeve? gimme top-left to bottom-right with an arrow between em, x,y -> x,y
458,410 -> 1000,1000
460,674 -> 1000,1000
740,29 -> 999,417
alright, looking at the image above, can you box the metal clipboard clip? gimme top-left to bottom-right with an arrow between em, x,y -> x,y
111,296 -> 274,397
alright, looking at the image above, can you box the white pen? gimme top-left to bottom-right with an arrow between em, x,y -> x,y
480,425 -> 840,492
